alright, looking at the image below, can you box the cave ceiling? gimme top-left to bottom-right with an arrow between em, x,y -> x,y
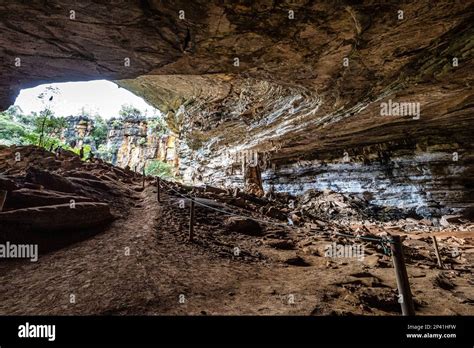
0,0 -> 473,163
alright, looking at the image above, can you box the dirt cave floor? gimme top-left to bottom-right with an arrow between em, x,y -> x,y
0,187 -> 473,315
0,147 -> 473,315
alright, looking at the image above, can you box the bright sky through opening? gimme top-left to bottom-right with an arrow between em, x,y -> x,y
14,80 -> 159,119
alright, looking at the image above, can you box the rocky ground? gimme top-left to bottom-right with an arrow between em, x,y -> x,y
0,145 -> 472,315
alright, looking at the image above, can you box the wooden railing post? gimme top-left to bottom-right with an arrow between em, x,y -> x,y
431,236 -> 444,269
189,199 -> 195,241
390,235 -> 415,316
0,190 -> 7,212
156,177 -> 161,203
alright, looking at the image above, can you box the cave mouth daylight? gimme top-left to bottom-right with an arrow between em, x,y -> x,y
0,0 -> 472,342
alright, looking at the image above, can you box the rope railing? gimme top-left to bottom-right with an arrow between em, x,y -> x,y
158,178 -> 394,245
159,178 -> 292,227
154,176 -> 415,315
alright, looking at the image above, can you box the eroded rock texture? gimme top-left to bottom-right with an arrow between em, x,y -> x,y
62,115 -> 93,149
106,117 -> 178,172
0,145 -> 140,250
56,115 -> 178,172
0,0 -> 473,217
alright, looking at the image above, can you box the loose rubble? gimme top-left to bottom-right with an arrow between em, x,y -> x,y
0,145 -> 472,316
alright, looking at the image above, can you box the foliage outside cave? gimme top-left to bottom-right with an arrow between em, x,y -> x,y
0,103 -> 174,178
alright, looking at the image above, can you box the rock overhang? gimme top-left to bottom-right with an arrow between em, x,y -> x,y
1,0 -> 473,216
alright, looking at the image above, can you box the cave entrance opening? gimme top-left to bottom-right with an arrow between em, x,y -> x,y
1,80 -> 177,179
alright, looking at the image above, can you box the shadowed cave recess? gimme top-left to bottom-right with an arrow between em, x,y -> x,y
2,0 -> 473,217
0,0 -> 473,317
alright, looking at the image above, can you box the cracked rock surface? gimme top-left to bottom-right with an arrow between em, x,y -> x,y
0,1 -> 473,215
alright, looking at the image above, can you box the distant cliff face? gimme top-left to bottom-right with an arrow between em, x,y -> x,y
106,116 -> 178,173
61,115 -> 177,174
61,116 -> 94,149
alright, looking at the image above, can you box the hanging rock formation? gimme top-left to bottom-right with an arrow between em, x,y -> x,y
0,0 -> 473,217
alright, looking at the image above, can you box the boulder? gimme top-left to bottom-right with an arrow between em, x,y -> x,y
283,256 -> 311,267
205,185 -> 227,195
4,188 -> 93,210
26,167 -> 76,193
0,202 -> 113,229
0,175 -> 17,191
224,216 -> 263,236
264,206 -> 287,220
266,239 -> 295,250
0,201 -> 115,251
440,215 -> 463,227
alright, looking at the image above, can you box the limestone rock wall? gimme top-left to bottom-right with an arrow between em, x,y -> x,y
262,140 -> 474,218
61,116 -> 94,149
106,117 -> 177,173
58,115 -> 177,174
178,136 -> 474,218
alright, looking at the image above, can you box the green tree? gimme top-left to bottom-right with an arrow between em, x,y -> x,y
0,113 -> 28,145
0,106 -> 37,146
91,114 -> 108,146
34,113 -> 66,142
148,117 -> 167,136
119,104 -> 142,119
145,160 -> 174,179
37,86 -> 60,146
